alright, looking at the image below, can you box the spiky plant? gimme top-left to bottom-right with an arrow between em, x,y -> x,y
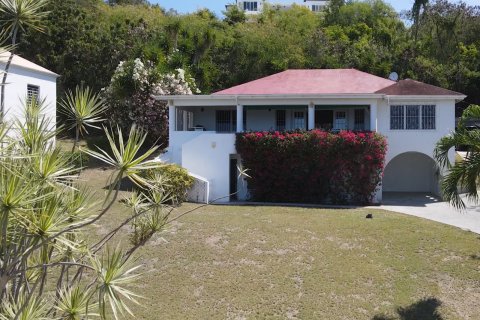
59,85 -> 107,152
0,97 -> 176,318
82,125 -> 161,192
434,104 -> 480,209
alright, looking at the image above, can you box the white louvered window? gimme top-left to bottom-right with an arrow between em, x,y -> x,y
27,84 -> 40,104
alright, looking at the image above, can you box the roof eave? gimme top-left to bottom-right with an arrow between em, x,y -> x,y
0,62 -> 60,78
386,94 -> 467,102
155,93 -> 385,101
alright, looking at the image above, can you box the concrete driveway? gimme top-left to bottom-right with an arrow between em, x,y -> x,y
377,192 -> 480,234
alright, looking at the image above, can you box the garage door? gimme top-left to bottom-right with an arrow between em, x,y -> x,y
383,152 -> 439,194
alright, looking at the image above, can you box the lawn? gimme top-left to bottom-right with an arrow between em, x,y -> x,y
78,165 -> 480,320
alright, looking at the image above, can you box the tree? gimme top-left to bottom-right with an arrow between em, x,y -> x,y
412,0 -> 428,40
0,0 -> 49,117
434,104 -> 480,209
104,58 -> 199,145
223,5 -> 246,25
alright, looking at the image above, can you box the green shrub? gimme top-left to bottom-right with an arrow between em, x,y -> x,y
141,164 -> 194,204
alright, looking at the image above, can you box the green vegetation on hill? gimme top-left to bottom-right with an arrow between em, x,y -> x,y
17,0 -> 480,109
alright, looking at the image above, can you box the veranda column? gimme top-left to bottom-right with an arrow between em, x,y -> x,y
308,103 -> 315,130
168,100 -> 176,139
236,104 -> 244,133
370,102 -> 378,131
370,101 -> 382,203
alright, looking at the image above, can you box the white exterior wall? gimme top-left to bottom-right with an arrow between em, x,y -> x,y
1,64 -> 57,127
165,131 -> 212,164
246,109 -> 274,131
303,0 -> 329,11
377,99 -> 455,165
237,0 -> 263,14
181,133 -> 236,203
377,99 -> 455,196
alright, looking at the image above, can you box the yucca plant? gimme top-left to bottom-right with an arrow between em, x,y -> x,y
55,286 -> 98,320
59,85 -> 107,152
92,246 -> 142,320
0,95 -> 174,319
82,125 -> 161,193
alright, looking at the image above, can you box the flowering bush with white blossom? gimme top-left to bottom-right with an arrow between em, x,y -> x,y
104,58 -> 199,144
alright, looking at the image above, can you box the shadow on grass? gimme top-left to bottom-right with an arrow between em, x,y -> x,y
372,297 -> 443,320
470,254 -> 480,260
102,175 -> 136,192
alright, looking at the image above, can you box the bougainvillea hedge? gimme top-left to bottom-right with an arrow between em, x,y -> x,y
236,130 -> 387,204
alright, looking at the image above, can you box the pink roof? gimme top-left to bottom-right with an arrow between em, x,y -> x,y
213,69 -> 396,95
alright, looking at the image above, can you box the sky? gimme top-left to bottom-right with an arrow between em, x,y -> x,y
151,0 -> 479,16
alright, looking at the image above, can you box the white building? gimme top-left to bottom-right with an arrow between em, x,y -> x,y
303,0 -> 329,12
157,69 -> 465,204
227,0 -> 329,14
0,52 -> 58,125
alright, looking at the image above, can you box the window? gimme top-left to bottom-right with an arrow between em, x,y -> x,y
406,105 -> 420,130
216,110 -> 236,132
390,105 -> 436,130
293,111 -> 305,130
175,109 -> 194,131
276,110 -> 286,131
27,84 -> 40,104
311,5 -> 323,12
390,105 -> 404,130
334,111 -> 347,130
422,105 -> 436,129
354,109 -> 365,131
243,1 -> 258,11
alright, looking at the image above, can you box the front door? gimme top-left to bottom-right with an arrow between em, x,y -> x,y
334,111 -> 347,130
293,111 -> 306,130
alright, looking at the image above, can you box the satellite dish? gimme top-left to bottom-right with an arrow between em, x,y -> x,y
388,72 -> 399,81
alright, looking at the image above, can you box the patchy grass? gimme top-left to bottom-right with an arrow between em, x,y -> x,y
78,165 -> 480,320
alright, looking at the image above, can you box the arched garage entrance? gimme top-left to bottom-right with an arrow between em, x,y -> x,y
383,152 -> 440,195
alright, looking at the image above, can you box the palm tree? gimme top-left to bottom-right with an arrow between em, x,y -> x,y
59,85 -> 107,152
0,0 -> 49,116
434,104 -> 480,209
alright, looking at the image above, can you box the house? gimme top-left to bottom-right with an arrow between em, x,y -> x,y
156,69 -> 465,204
0,52 -> 58,126
226,0 -> 329,14
227,0 -> 263,15
303,0 -> 329,12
